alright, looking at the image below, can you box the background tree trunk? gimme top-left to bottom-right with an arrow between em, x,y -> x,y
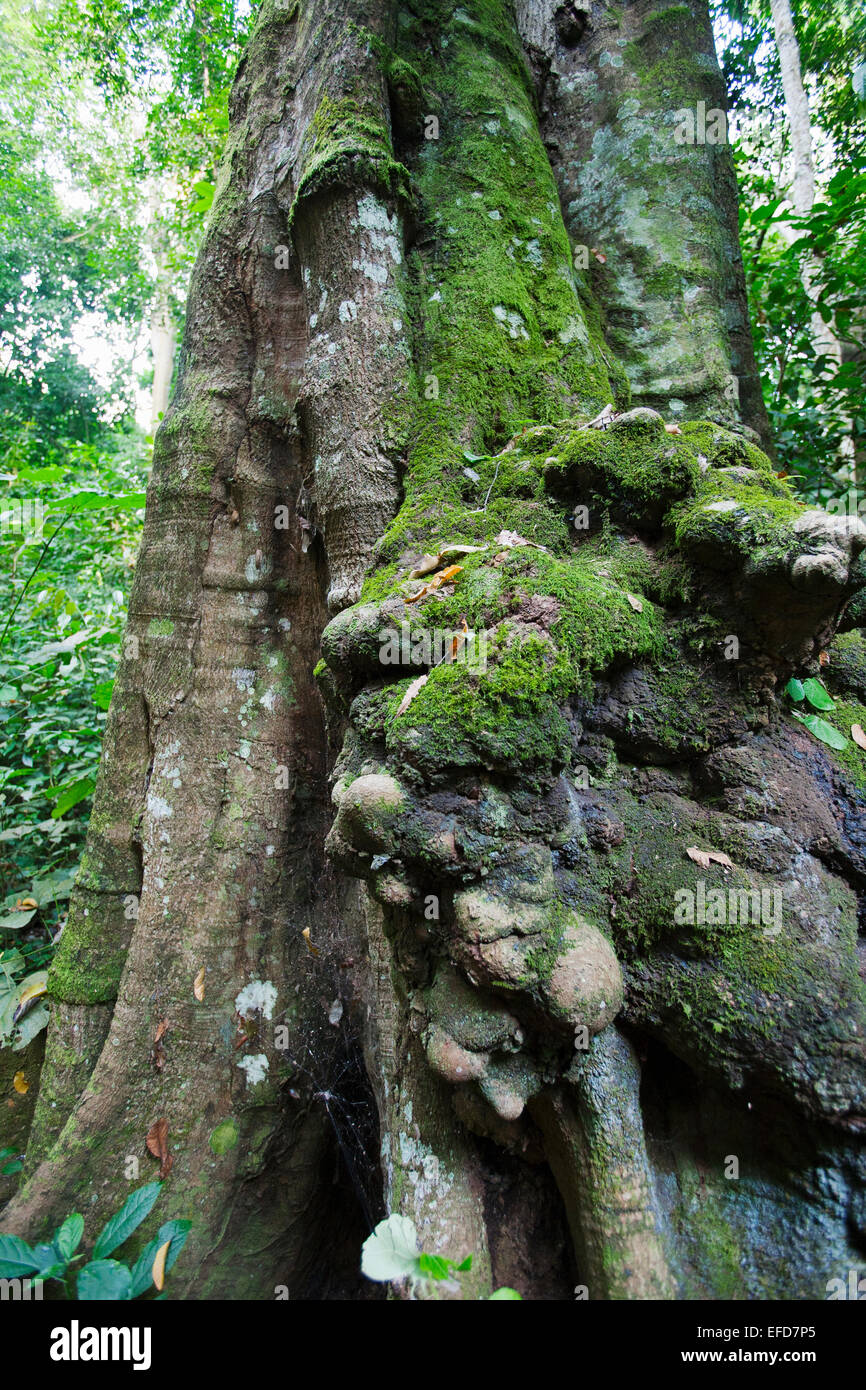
2,0 -> 865,1301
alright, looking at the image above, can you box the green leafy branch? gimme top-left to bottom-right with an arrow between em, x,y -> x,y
0,1181 -> 191,1299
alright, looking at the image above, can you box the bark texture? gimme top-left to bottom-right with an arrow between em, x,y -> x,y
2,0 -> 865,1302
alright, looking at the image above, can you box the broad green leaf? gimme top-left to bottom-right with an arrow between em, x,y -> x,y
128,1218 -> 192,1298
791,711 -> 849,750
0,1233 -> 39,1278
802,677 -> 834,711
53,1213 -> 85,1262
455,1254 -> 473,1271
31,872 -> 74,905
77,1259 -> 133,1300
0,909 -> 37,930
16,465 -> 67,483
92,1182 -> 162,1259
155,1218 -> 192,1274
129,1239 -> 161,1299
191,181 -> 215,215
0,1159 -> 23,1175
489,1286 -> 522,1299
32,1241 -> 63,1274
12,1001 -> 50,1050
55,492 -> 146,513
0,684 -> 17,704
51,777 -> 96,819
92,679 -> 114,710
785,678 -> 804,702
361,1214 -> 422,1283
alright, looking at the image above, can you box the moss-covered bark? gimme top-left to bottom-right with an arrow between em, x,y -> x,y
2,0 -> 864,1301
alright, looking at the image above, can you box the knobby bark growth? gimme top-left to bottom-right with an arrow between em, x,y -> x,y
3,0 -> 866,1301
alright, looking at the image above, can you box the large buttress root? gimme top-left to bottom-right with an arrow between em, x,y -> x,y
531,1028 -> 674,1299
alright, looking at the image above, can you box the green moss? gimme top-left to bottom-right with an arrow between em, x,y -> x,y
672,470 -> 801,561
210,1118 -> 240,1156
49,896 -> 130,1004
383,627 -> 572,776
822,696 -> 866,794
547,420 -> 700,526
828,630 -> 866,702
291,94 -> 411,216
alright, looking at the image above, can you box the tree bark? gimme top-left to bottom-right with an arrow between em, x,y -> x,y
2,0 -> 865,1301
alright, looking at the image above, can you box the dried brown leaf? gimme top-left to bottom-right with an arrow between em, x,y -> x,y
686,846 -> 734,871
625,593 -> 643,612
395,672 -> 429,718
409,553 -> 440,579
852,723 -> 866,750
12,1071 -> 28,1095
405,564 -> 463,603
301,926 -> 319,957
151,1239 -> 171,1292
146,1117 -> 173,1178
193,966 -> 206,1002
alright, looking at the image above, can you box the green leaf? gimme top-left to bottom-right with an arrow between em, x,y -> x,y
361,1215 -> 422,1283
50,777 -> 96,819
55,492 -> 146,513
462,450 -> 489,463
802,677 -> 834,711
32,1241 -> 63,1274
127,1219 -> 191,1299
0,1233 -> 39,1278
92,679 -> 114,710
53,1213 -> 85,1262
92,1182 -> 162,1259
190,181 -> 215,215
785,678 -> 805,702
0,908 -> 37,930
455,1254 -> 473,1271
77,1259 -> 133,1300
0,1159 -> 23,1175
155,1218 -> 192,1274
128,1239 -> 161,1299
489,1286 -> 522,1299
791,711 -> 849,750
418,1252 -> 453,1280
31,872 -> 74,906
12,1001 -> 50,1050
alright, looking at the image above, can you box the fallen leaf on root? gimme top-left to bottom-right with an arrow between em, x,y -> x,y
193,966 -> 205,1002
395,673 -> 429,717
12,1071 -> 28,1094
405,564 -> 463,603
852,723 -> 866,750
686,846 -> 734,871
301,926 -> 319,957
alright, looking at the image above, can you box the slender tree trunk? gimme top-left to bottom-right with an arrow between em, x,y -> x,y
769,0 -> 854,481
2,0 -> 865,1301
148,293 -> 176,435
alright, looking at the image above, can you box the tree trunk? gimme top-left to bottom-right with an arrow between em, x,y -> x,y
769,0 -> 854,482
2,0 -> 865,1301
